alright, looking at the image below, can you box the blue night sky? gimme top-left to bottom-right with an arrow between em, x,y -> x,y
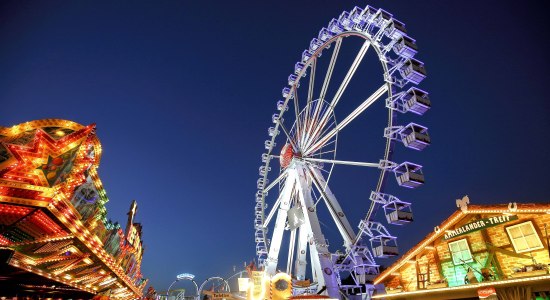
1,0 -> 549,292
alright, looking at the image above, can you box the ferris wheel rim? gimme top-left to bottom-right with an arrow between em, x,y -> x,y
198,276 -> 231,295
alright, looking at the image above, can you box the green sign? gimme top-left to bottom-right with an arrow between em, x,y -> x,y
444,215 -> 518,240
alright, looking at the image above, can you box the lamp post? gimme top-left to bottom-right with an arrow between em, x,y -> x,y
166,273 -> 199,300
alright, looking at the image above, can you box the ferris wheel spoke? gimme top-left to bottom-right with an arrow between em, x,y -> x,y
305,84 -> 388,156
307,59 -> 317,105
329,40 -> 371,111
302,105 -> 331,152
263,170 -> 288,194
320,37 -> 343,102
310,119 -> 336,148
318,136 -> 337,150
317,167 -> 332,177
302,60 -> 317,146
303,38 -> 343,150
292,89 -> 303,148
311,149 -> 335,157
307,166 -> 356,247
276,119 -> 299,152
304,157 -> 380,168
303,103 -> 327,152
304,40 -> 371,152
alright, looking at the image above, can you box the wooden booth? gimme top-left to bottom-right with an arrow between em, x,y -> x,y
372,202 -> 550,300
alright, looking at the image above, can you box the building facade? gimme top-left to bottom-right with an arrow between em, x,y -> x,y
373,202 -> 550,300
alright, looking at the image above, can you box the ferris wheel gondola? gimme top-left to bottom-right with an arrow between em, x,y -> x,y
254,4 -> 431,298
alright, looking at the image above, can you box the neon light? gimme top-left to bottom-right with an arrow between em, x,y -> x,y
371,275 -> 550,298
99,277 -> 117,286
249,272 -> 268,300
177,273 -> 196,280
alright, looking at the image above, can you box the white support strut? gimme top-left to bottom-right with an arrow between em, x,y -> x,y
308,166 -> 357,248
294,167 -> 340,298
264,172 -> 296,275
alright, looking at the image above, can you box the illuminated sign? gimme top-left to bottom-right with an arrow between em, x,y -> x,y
477,286 -> 497,299
251,271 -> 264,293
444,215 -> 518,240
249,271 -> 266,300
212,293 -> 231,299
237,278 -> 249,292
177,273 -> 195,280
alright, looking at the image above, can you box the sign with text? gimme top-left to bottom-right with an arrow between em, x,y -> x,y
478,286 -> 497,299
444,215 -> 518,240
212,293 -> 231,299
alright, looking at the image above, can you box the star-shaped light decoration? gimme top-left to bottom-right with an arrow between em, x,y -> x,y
0,124 -> 96,202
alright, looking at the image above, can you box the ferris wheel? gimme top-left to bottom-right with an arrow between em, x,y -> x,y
254,4 -> 431,298
199,277 -> 230,299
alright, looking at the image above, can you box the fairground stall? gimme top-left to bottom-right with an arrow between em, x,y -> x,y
0,119 -> 147,299
372,199 -> 550,300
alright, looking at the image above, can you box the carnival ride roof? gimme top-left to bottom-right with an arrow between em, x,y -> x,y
0,119 -> 147,299
0,249 -> 94,298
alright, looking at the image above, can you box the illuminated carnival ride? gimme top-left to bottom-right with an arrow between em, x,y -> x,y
0,119 -> 147,298
254,4 -> 430,298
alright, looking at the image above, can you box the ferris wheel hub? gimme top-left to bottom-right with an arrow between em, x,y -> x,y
280,143 -> 302,168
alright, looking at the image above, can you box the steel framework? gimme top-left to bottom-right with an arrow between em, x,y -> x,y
254,4 -> 431,299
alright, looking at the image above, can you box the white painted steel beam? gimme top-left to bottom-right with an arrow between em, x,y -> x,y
295,167 -> 340,298
286,228 -> 296,274
304,157 -> 379,168
304,40 -> 371,151
294,225 -> 309,280
264,172 -> 296,275
305,84 -> 388,155
309,166 -> 357,248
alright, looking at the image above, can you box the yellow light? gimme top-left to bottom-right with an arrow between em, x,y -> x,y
248,272 -> 268,300
55,130 -> 65,137
238,278 -> 250,292
371,275 -> 550,299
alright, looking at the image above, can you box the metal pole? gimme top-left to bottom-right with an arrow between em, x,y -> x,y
545,224 -> 549,260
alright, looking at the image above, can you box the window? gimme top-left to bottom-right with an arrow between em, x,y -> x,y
448,239 -> 473,265
506,221 -> 543,253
